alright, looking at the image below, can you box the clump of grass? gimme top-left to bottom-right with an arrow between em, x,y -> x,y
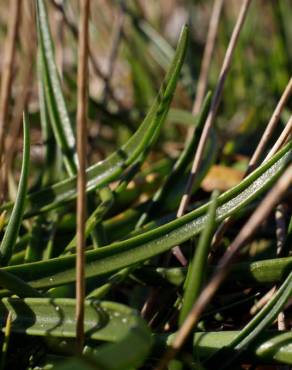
0,1 -> 291,370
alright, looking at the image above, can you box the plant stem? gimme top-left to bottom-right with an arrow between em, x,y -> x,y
246,77 -> 292,174
0,0 -> 21,200
76,0 -> 89,353
191,0 -> 223,117
177,0 -> 252,219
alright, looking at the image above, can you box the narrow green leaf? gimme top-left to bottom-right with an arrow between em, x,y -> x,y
36,0 -> 78,176
136,91 -> 212,228
0,311 -> 12,370
3,143 -> 290,289
0,298 -> 152,370
37,48 -> 60,186
83,321 -> 151,370
0,114 -> 30,266
179,190 -> 219,325
1,25 -> 189,217
192,331 -> 292,365
0,269 -> 41,298
130,14 -> 192,87
145,256 -> 292,287
0,298 -> 148,341
207,270 -> 292,369
167,108 -> 199,126
66,187 -> 114,251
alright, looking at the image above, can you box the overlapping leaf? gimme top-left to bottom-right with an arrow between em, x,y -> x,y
37,0 -> 78,176
4,142 -> 291,289
1,25 -> 189,217
0,298 -> 152,370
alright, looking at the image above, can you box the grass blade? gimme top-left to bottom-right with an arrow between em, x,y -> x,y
179,190 -> 219,325
136,92 -> 213,228
192,331 -> 292,365
1,25 -> 189,217
0,113 -> 30,266
36,0 -> 78,176
0,298 -> 152,369
148,256 -> 292,287
206,270 -> 292,368
4,143 -> 290,288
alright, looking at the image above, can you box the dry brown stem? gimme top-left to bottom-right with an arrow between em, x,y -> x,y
76,0 -> 89,353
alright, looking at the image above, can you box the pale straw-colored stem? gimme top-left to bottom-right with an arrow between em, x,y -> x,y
0,0 -> 21,199
264,116 -> 292,162
76,0 -> 89,353
246,78 -> 292,174
172,0 -> 251,265
177,0 -> 252,219
211,82 -> 292,252
51,0 -> 124,109
192,0 -> 224,117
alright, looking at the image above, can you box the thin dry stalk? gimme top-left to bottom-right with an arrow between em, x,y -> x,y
250,286 -> 276,315
76,0 -> 89,353
0,0 -> 22,199
156,165 -> 292,370
171,0 -> 224,266
172,0 -> 251,264
191,0 -> 224,117
5,64 -> 33,175
275,203 -> 287,331
246,78 -> 292,174
177,0 -> 251,218
4,0 -> 35,181
250,202 -> 287,316
102,7 -> 124,102
264,116 -> 292,162
0,311 -> 12,370
211,83 -> 292,252
51,0 -> 124,109
277,312 -> 286,331
275,203 -> 286,255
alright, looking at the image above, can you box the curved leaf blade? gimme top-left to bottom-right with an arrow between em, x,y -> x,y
0,114 -> 30,266
179,190 -> 219,325
206,270 -> 292,369
192,331 -> 292,365
0,298 -> 152,370
1,25 -> 189,217
146,256 -> 292,287
0,298 -> 144,342
4,143 -> 291,288
36,0 -> 78,176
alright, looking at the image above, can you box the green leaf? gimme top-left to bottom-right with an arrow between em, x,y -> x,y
36,0 -> 78,176
37,48 -> 60,186
0,269 -> 41,298
167,108 -> 199,126
144,256 -> 292,287
179,190 -> 219,325
130,15 -> 192,87
0,298 -> 146,342
0,298 -> 152,370
192,331 -> 292,365
4,142 -> 290,289
0,114 -> 30,266
1,25 -> 189,217
136,91 -> 213,228
206,270 -> 292,368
